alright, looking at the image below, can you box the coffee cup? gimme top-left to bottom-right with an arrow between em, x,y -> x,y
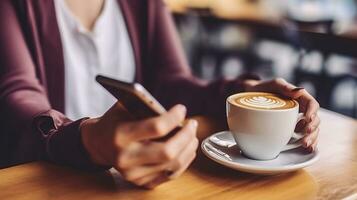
226,92 -> 305,160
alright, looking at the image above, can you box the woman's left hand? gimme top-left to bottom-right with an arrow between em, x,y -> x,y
244,78 -> 320,152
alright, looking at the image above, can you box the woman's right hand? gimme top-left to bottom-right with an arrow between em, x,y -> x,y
80,102 -> 199,189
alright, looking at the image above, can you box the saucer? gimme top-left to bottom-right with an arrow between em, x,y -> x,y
201,131 -> 319,175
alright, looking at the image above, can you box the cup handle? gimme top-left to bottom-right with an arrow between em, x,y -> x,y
282,113 -> 306,152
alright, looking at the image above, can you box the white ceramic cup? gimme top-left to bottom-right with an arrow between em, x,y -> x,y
226,92 -> 305,160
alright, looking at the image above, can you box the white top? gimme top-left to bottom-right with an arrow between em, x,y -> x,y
54,0 -> 136,119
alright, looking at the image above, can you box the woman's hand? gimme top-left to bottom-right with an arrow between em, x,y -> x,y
244,78 -> 320,152
80,102 -> 198,189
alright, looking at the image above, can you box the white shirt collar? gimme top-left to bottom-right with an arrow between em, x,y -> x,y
56,0 -> 115,37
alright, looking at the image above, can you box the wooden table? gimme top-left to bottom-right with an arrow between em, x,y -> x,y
0,109 -> 357,200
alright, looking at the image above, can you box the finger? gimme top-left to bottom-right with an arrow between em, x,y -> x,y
104,101 -> 133,121
274,83 -> 306,100
136,139 -> 198,188
311,137 -> 319,152
116,120 -> 198,168
270,78 -> 297,97
265,79 -> 320,123
120,163 -> 168,182
307,133 -> 319,153
256,78 -> 299,98
291,89 -> 317,112
304,99 -> 320,120
115,142 -> 169,168
140,119 -> 197,165
144,172 -> 171,189
302,115 -> 320,134
303,128 -> 319,148
251,78 -> 309,102
132,171 -> 165,187
124,104 -> 187,142
164,120 -> 198,158
169,138 -> 199,179
288,88 -> 319,120
137,138 -> 198,181
267,79 -> 320,117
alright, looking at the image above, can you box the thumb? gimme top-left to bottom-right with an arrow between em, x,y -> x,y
104,101 -> 134,121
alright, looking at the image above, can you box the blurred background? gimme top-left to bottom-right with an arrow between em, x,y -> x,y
165,0 -> 357,118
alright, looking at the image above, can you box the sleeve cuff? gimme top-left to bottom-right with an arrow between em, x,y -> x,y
33,114 -> 110,171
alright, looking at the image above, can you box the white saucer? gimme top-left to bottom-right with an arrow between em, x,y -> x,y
201,131 -> 319,175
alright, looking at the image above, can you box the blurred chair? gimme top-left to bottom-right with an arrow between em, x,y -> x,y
174,9 -> 274,80
286,18 -> 357,117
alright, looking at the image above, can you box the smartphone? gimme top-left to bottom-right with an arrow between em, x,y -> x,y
96,75 -> 182,141
96,75 -> 167,120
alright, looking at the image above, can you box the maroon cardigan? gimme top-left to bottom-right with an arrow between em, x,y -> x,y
0,0 -> 258,169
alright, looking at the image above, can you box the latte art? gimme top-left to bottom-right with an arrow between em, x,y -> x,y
230,92 -> 297,110
239,96 -> 286,109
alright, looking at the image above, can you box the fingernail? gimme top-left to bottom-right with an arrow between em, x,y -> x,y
291,87 -> 304,92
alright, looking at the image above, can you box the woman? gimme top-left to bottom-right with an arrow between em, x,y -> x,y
0,0 -> 320,188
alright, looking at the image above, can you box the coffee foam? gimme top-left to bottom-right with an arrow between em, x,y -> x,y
230,93 -> 297,110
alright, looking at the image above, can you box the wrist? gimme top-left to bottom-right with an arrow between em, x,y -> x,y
80,118 -> 107,166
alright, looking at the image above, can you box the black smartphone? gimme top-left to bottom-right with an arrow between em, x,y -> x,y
96,75 -> 167,120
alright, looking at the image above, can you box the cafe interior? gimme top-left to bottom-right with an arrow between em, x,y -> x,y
1,0 -> 357,200
167,0 -> 357,118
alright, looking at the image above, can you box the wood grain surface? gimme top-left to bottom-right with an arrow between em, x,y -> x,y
0,109 -> 356,200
